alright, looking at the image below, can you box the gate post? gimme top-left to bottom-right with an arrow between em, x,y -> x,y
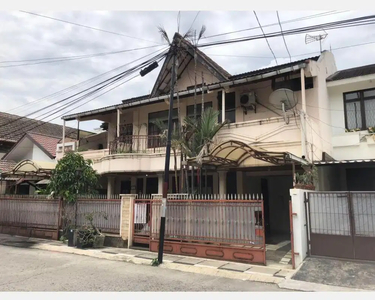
120,194 -> 137,248
290,188 -> 310,268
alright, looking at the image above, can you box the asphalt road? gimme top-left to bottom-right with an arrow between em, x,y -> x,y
0,244 -> 288,292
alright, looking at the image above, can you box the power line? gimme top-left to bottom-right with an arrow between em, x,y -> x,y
19,10 -> 162,45
197,14 -> 375,49
276,11 -> 292,62
0,45 -> 163,66
5,47 -> 169,115
204,39 -> 375,59
0,50 -> 168,139
253,11 -> 278,65
201,10 -> 349,40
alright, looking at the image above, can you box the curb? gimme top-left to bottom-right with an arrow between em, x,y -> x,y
19,241 -> 372,292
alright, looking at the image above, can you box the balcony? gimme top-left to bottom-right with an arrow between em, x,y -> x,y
108,135 -> 166,155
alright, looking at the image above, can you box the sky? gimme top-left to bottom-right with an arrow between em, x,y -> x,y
1,10 -> 375,131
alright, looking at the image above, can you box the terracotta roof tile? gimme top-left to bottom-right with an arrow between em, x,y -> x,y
0,160 -> 16,173
27,132 -> 61,157
0,112 -> 93,142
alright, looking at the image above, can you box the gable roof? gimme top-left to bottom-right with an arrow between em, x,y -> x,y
62,54 -> 319,121
0,111 -> 93,143
327,63 -> 375,82
27,132 -> 61,157
150,32 -> 231,97
3,132 -> 61,160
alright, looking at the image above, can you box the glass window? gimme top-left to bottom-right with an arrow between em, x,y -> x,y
148,109 -> 178,148
344,88 -> 375,130
187,102 -> 213,119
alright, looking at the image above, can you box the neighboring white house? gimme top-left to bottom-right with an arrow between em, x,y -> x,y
316,64 -> 375,191
58,33 -> 339,242
1,132 -> 61,194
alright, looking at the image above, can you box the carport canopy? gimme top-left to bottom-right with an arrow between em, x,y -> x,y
188,140 -> 307,168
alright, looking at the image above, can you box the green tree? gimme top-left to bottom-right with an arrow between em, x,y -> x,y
48,152 -> 99,203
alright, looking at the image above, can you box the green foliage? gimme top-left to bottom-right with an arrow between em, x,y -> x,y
47,152 -> 99,203
151,258 -> 160,266
183,107 -> 228,157
295,165 -> 318,186
77,211 -> 107,248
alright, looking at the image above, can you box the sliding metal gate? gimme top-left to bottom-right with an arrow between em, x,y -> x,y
306,192 -> 375,261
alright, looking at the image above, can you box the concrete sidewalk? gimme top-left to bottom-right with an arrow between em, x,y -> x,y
0,234 -> 368,292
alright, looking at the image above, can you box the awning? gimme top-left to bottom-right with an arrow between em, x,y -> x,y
10,160 -> 56,176
36,179 -> 50,185
315,159 -> 375,165
188,140 -> 308,168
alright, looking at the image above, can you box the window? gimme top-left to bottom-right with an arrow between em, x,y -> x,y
272,73 -> 314,91
186,102 -> 213,119
148,109 -> 178,148
344,88 -> 375,130
217,91 -> 236,123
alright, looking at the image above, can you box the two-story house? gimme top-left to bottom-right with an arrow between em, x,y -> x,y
316,64 -> 375,191
59,33 -> 338,242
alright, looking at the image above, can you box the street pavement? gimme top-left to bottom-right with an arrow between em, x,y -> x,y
0,244 -> 289,291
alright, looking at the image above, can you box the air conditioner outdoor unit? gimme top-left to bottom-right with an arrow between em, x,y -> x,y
240,91 -> 256,106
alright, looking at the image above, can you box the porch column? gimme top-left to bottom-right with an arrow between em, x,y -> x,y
218,170 -> 227,196
236,171 -> 244,194
107,176 -> 115,198
117,108 -> 121,138
221,89 -> 226,123
158,173 -> 163,195
62,120 -> 66,155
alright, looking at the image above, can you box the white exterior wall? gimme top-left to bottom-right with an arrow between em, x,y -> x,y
5,137 -> 54,162
67,52 -> 338,175
290,188 -> 309,268
328,74 -> 375,160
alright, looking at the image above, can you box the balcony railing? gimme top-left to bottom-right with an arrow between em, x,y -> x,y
109,135 -> 165,155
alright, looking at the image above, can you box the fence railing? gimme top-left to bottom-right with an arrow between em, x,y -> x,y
109,135 -> 165,155
139,193 -> 264,200
64,197 -> 122,234
0,197 -> 60,229
133,198 -> 264,248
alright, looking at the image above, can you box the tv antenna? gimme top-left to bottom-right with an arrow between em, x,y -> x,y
305,30 -> 328,53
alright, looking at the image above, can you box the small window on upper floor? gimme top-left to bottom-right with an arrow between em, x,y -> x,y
344,88 -> 375,131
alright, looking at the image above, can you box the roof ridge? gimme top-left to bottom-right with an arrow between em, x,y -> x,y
26,131 -> 63,140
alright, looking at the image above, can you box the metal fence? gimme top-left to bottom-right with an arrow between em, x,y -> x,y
307,191 -> 375,261
0,196 -> 60,229
64,197 -> 122,234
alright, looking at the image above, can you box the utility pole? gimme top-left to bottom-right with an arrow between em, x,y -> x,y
158,43 -> 177,264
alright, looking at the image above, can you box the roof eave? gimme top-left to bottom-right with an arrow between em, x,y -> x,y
62,62 -> 306,121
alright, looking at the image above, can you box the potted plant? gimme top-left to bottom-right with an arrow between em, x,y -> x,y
294,165 -> 318,190
76,211 -> 108,249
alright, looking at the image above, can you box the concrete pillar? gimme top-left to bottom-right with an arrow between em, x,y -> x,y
158,173 -> 163,195
107,176 -> 115,198
221,89 -> 226,123
236,171 -> 244,194
120,194 -> 137,248
218,171 -> 227,196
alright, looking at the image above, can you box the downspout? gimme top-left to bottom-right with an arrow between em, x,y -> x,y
300,68 -> 307,159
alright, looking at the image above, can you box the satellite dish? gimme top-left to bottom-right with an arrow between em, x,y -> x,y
268,88 -> 297,124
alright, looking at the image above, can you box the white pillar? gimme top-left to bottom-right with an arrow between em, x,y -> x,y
221,89 -> 226,123
290,189 -> 309,269
236,171 -> 243,194
117,108 -> 121,138
300,68 -> 307,158
218,171 -> 227,196
62,120 -> 66,155
158,173 -> 163,195
107,176 -> 115,198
